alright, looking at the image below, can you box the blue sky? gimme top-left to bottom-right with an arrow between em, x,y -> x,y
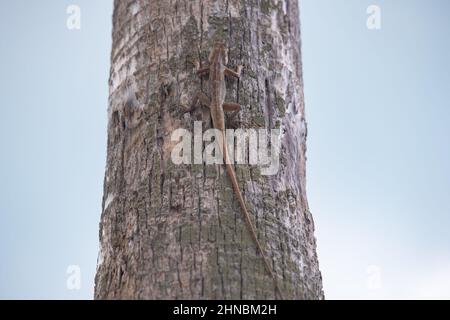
0,0 -> 449,299
302,0 -> 450,299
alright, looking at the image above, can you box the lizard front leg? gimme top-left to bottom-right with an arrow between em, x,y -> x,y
197,67 -> 209,77
224,65 -> 243,79
195,61 -> 209,77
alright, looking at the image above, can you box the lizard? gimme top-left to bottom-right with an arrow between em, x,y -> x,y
184,42 -> 284,299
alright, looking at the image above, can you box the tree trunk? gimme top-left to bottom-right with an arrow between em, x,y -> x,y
94,0 -> 323,300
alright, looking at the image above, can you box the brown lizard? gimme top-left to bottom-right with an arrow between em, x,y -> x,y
185,42 -> 284,299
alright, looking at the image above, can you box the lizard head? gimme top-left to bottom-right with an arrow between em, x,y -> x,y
208,42 -> 228,65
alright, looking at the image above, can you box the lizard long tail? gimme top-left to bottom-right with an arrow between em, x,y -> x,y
222,140 -> 284,300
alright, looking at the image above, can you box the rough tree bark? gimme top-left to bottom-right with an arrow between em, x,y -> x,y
95,0 -> 323,300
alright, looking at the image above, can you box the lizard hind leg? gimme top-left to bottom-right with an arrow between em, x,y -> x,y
181,91 -> 210,113
222,102 -> 241,111
223,103 -> 241,129
194,91 -> 210,108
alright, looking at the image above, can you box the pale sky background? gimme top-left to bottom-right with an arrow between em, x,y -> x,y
0,0 -> 449,299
